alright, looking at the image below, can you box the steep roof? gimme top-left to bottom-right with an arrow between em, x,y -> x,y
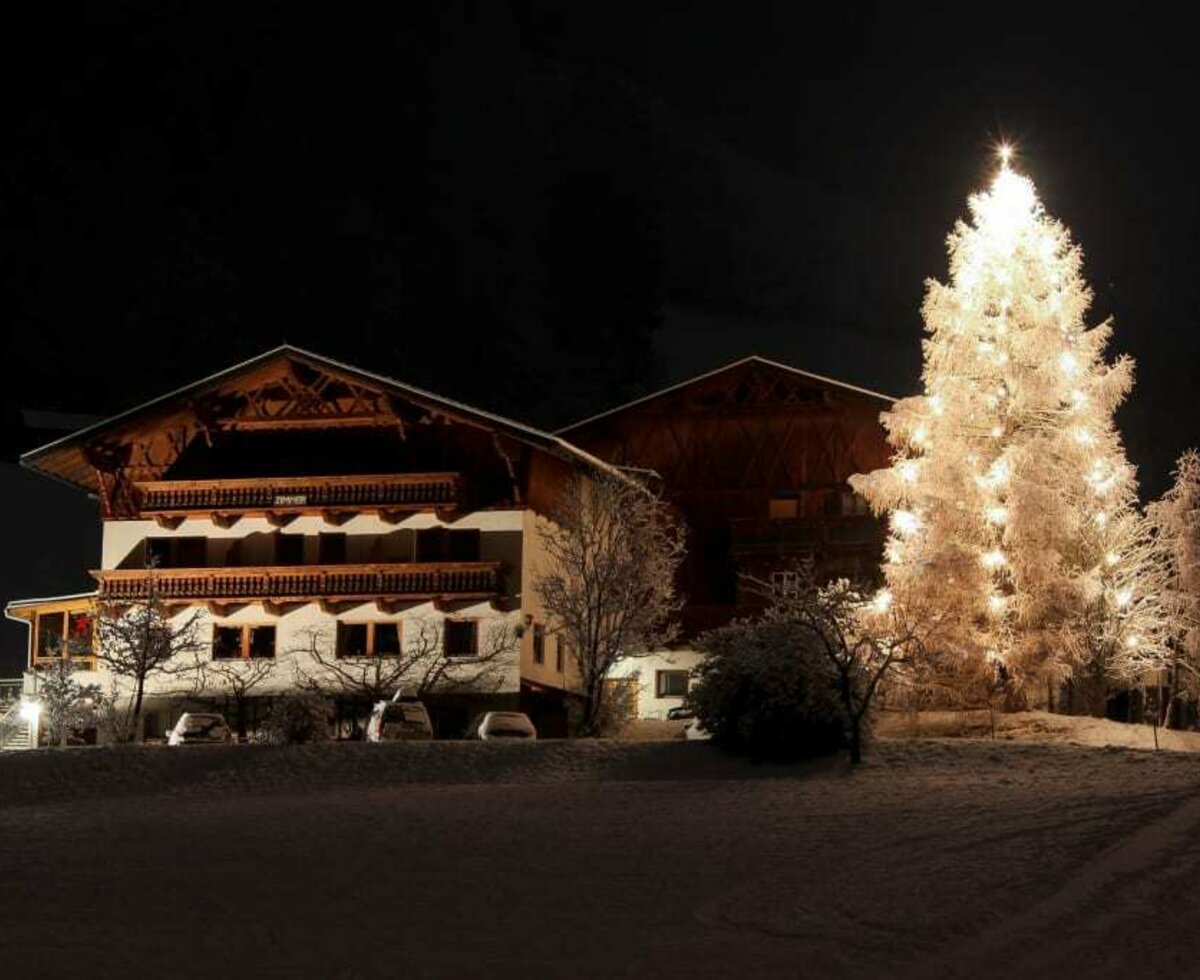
557,354 -> 895,435
21,344 -> 623,494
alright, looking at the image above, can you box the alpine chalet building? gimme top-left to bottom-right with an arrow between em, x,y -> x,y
6,347 -> 605,741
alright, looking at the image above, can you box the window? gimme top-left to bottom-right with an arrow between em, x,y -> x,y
768,494 -> 799,519
825,490 -> 869,517
213,626 -> 244,660
373,623 -> 402,656
337,623 -> 370,658
36,613 -> 65,659
213,625 -> 276,660
145,537 -> 207,568
444,620 -> 478,659
318,532 -> 346,565
841,491 -> 870,516
532,624 -> 545,665
176,537 -> 208,567
555,639 -> 564,673
656,670 -> 689,698
275,534 -> 305,566
416,528 -> 481,562
67,612 -> 94,655
771,570 -> 802,597
336,622 -> 401,658
416,528 -> 445,562
446,529 -> 481,562
248,626 -> 276,659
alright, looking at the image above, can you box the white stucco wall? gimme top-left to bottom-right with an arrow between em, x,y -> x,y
101,510 -> 525,572
607,649 -> 707,720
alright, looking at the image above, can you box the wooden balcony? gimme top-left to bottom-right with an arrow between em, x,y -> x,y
93,562 -> 503,605
729,515 -> 881,555
132,473 -> 461,525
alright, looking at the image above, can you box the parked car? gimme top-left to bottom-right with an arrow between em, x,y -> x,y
465,711 -> 538,741
167,713 -> 232,746
666,705 -> 695,721
366,699 -> 434,742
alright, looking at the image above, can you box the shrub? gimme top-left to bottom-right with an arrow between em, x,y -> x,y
689,617 -> 845,761
260,695 -> 332,745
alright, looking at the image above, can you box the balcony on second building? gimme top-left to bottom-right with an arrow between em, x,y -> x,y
729,514 -> 882,556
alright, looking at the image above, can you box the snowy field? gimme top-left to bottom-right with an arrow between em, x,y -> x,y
4,724 -> 1200,978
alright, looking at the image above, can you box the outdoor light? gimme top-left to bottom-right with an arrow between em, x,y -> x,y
18,699 -> 41,724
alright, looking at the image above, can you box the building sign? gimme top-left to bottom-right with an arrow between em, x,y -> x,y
273,493 -> 308,507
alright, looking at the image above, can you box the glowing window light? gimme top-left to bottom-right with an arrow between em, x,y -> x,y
893,510 -> 921,536
981,549 -> 1006,569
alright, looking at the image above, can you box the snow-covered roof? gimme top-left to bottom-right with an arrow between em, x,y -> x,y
20,344 -> 629,490
557,354 -> 895,434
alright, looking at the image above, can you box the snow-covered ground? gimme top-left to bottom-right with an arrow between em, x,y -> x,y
3,725 -> 1200,977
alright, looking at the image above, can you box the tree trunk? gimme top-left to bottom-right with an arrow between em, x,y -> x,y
849,717 -> 862,765
130,679 -> 146,742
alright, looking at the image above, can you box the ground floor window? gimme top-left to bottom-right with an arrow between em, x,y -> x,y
212,624 -> 276,660
336,622 -> 403,658
444,620 -> 478,659
656,669 -> 689,698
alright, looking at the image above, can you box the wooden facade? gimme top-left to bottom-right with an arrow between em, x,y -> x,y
560,356 -> 894,636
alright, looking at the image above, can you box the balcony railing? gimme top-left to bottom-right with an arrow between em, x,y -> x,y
132,473 -> 461,517
94,562 -> 502,603
729,515 -> 881,554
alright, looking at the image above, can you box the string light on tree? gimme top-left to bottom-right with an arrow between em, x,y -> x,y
850,142 -> 1159,695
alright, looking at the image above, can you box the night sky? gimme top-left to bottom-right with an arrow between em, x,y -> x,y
3,4 -> 1198,666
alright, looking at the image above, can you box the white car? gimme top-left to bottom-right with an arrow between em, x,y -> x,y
366,699 -> 434,741
167,713 -> 232,746
466,711 -> 537,741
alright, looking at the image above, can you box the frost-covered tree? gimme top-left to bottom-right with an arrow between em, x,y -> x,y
533,472 -> 686,736
35,656 -> 101,747
96,572 -> 204,740
1144,450 -> 1200,717
851,150 -> 1157,699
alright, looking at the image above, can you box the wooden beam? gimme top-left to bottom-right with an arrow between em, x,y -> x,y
265,511 -> 299,528
263,599 -> 305,616
207,601 -> 247,618
375,597 -> 424,615
211,512 -> 241,529
320,509 -> 354,527
433,597 -> 478,614
154,514 -> 186,530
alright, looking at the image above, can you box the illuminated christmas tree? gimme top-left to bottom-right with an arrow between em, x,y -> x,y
852,148 -> 1167,700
